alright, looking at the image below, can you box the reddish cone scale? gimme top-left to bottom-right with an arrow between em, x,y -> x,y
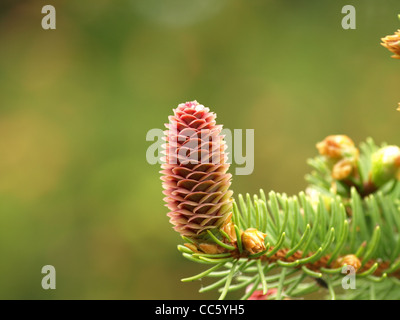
161,101 -> 233,238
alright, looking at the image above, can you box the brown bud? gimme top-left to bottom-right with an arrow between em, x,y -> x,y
335,254 -> 361,272
332,159 -> 353,180
242,228 -> 267,255
184,243 -> 201,253
198,243 -> 226,254
316,135 -> 358,159
221,221 -> 237,242
316,135 -> 359,181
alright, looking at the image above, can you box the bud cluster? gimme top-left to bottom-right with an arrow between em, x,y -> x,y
316,135 -> 359,180
371,145 -> 400,187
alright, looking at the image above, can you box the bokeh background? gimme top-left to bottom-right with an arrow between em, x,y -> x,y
0,0 -> 399,299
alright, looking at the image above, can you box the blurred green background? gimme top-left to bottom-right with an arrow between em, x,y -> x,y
0,0 -> 399,299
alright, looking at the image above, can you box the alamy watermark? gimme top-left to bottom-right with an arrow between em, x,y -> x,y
341,5 -> 356,30
341,265 -> 356,290
146,128 -> 255,176
41,265 -> 56,290
39,4 -> 356,31
41,5 -> 56,30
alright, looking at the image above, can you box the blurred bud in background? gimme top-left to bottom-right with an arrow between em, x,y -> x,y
371,145 -> 400,187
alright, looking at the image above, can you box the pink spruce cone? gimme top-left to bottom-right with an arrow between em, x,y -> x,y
247,287 -> 277,300
161,101 -> 233,238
